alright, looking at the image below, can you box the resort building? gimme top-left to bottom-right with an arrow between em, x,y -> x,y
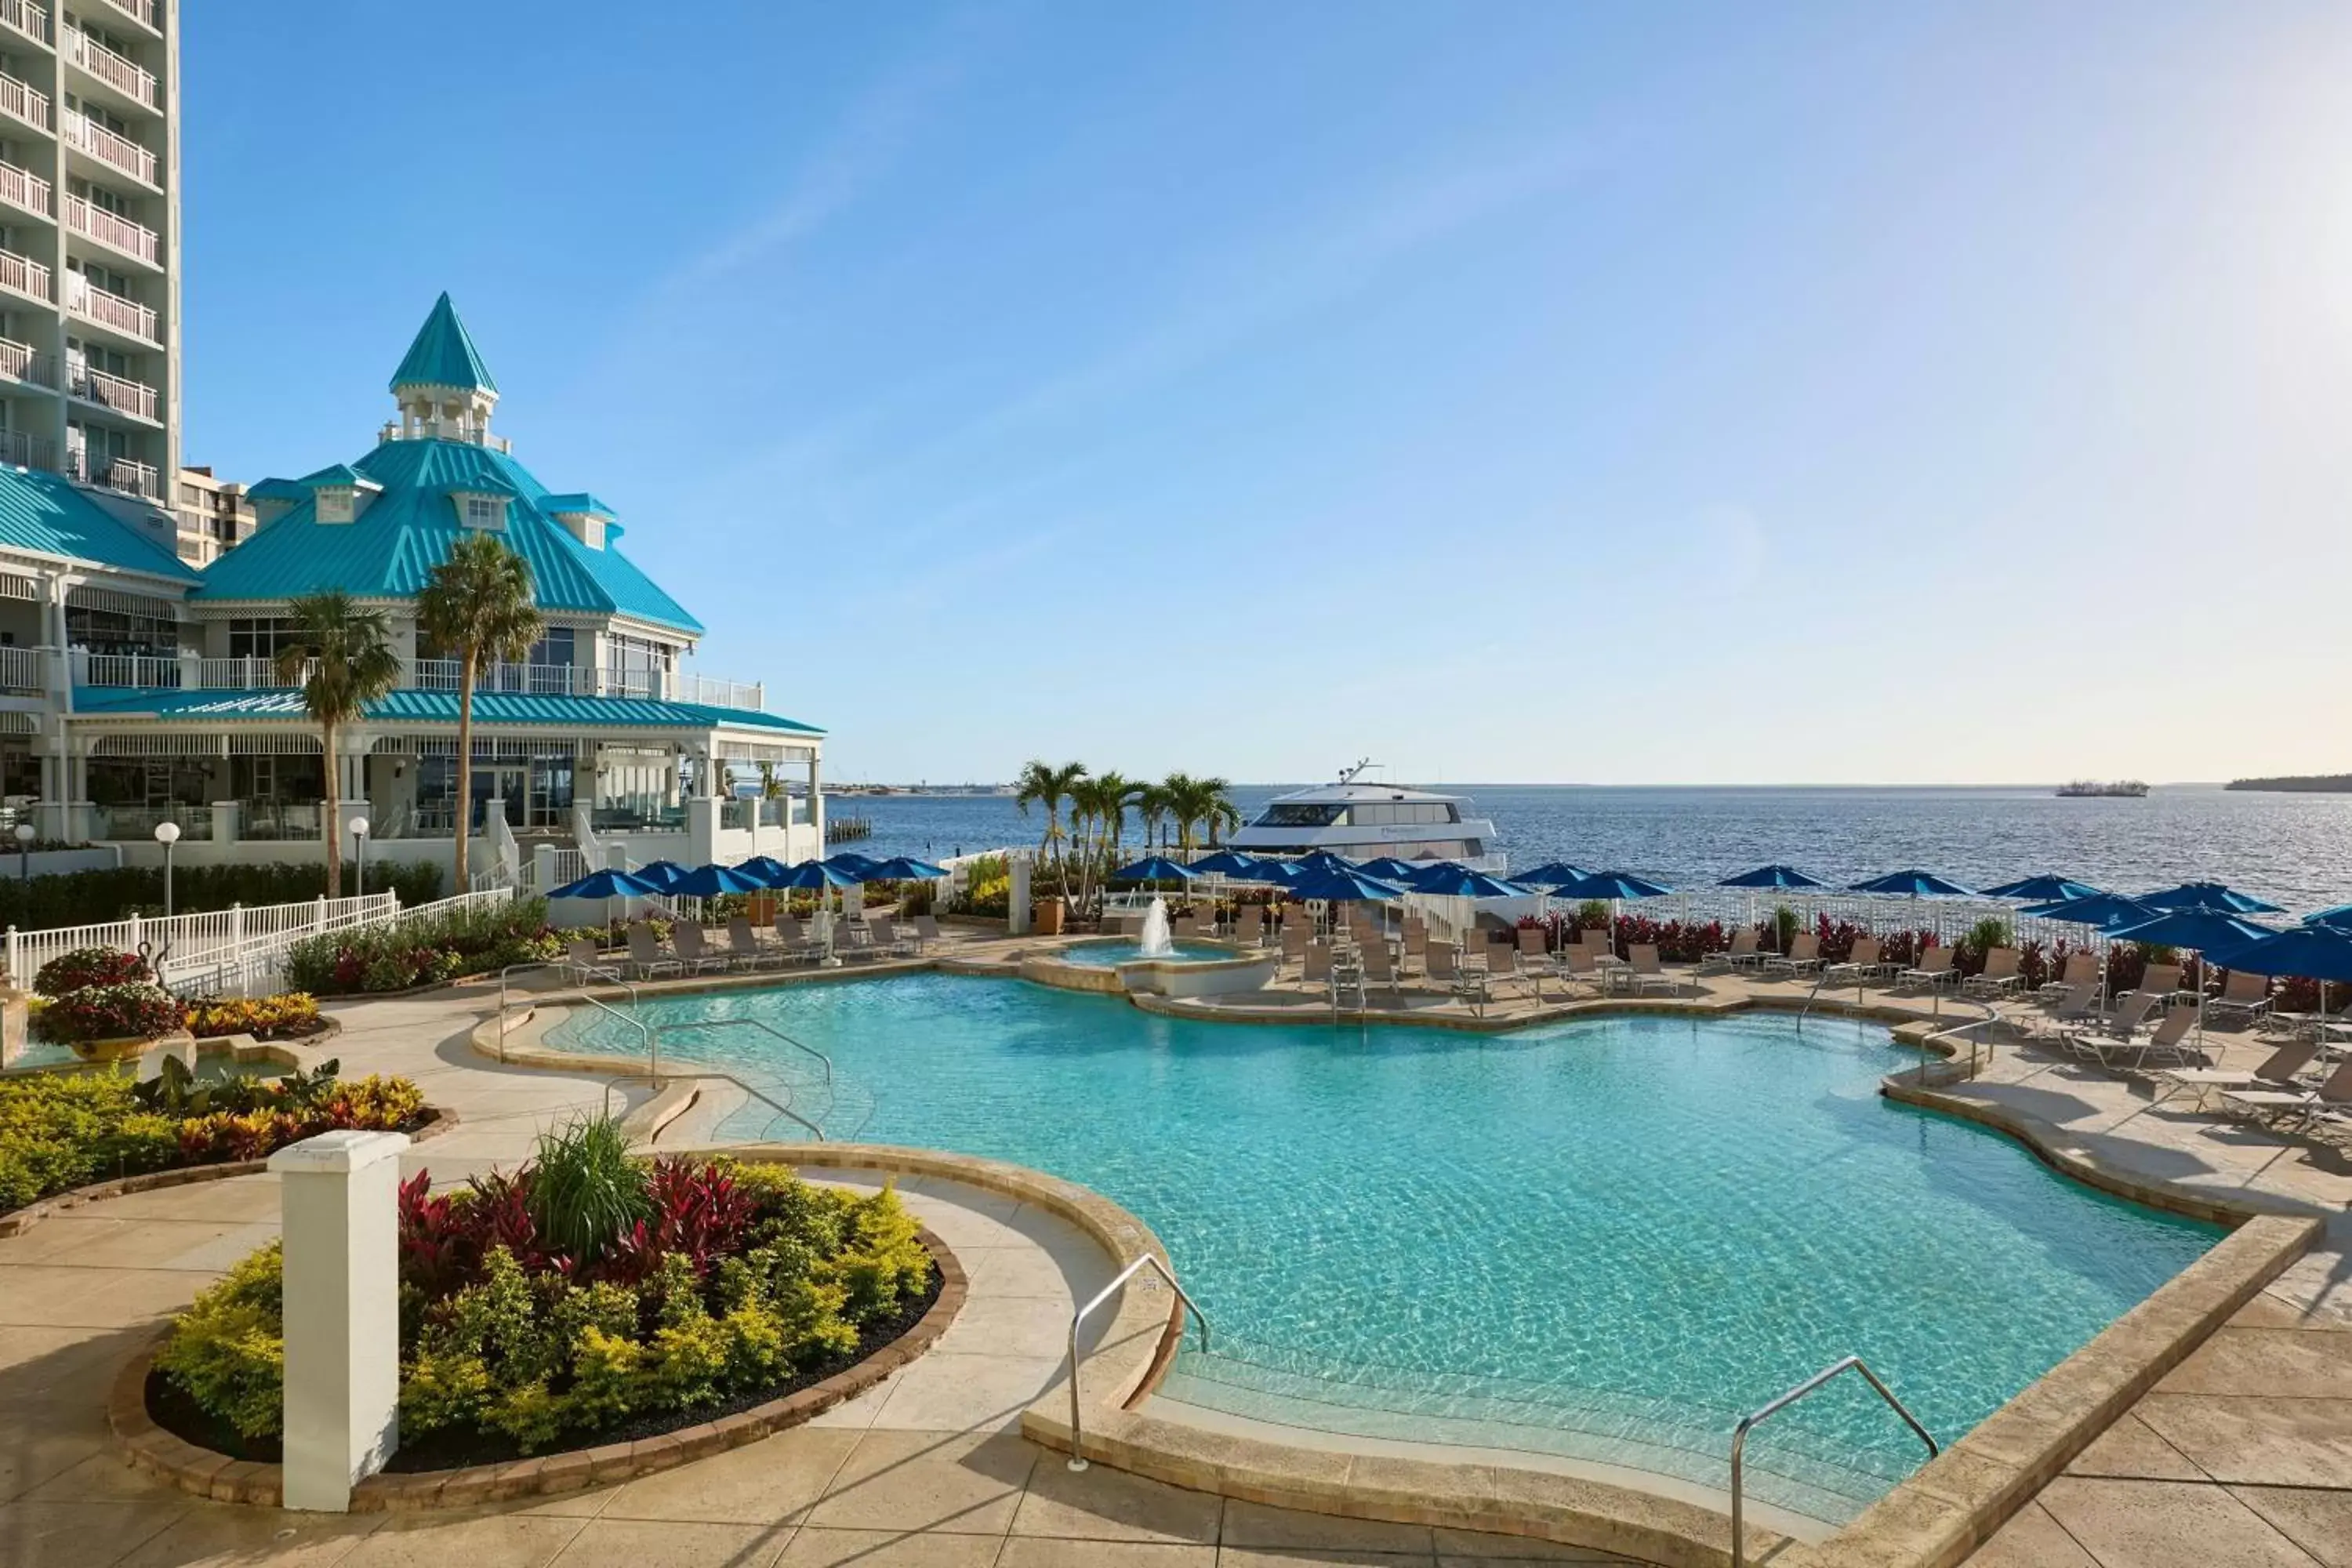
0,0 -> 180,509
171,463 -> 252,564
0,292 -> 822,879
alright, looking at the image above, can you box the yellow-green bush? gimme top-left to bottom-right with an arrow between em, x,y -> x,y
152,1243 -> 285,1439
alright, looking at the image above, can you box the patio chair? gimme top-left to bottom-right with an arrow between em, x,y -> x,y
1628,944 -> 1680,997
2036,952 -> 2100,1003
775,913 -> 824,963
1360,939 -> 1400,996
565,937 -> 617,984
2071,1006 -> 2203,1072
725,916 -> 782,971
1898,946 -> 1957,990
1303,942 -> 1332,986
1763,933 -> 1822,979
1823,937 -> 1887,989
2223,1058 -> 2352,1127
1962,947 -> 2023,999
1427,942 -> 1460,983
840,920 -> 889,963
2159,1039 -> 2318,1111
1236,906 -> 1265,946
1280,924 -> 1308,971
1449,947 -> 1494,1014
2036,981 -> 2102,1025
1563,944 -> 1608,995
868,916 -> 920,958
670,922 -> 731,975
2208,969 -> 2273,1029
1702,928 -> 1760,974
1402,924 -> 1428,974
912,913 -> 945,950
2118,964 -> 2183,1015
1486,943 -> 1521,998
625,923 -> 682,980
2056,993 -> 2159,1055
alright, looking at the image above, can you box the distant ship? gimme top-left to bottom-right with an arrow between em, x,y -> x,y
2056,780 -> 2149,798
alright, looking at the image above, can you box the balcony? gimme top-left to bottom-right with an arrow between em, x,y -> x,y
80,653 -> 313,690
0,69 -> 50,132
64,28 -> 157,112
0,246 -> 50,302
0,158 -> 49,218
68,361 -> 156,421
0,0 -> 48,45
0,426 -> 53,470
92,803 -> 211,843
677,671 -> 766,711
0,643 -> 41,693
65,271 -> 157,343
376,419 -> 511,455
0,336 -> 55,388
64,111 -> 157,187
64,192 -> 158,265
68,654 -> 777,713
93,0 -> 155,34
65,447 -> 160,500
409,659 -> 674,700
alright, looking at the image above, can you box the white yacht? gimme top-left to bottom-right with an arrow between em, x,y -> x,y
1227,762 -> 1504,871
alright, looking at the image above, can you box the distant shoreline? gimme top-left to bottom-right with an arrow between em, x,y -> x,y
2225,775 -> 2352,794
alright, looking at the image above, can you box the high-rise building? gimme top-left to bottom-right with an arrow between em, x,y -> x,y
0,0 -> 177,510
171,463 -> 249,564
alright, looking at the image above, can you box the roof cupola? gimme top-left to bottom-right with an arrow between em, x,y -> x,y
385,292 -> 506,451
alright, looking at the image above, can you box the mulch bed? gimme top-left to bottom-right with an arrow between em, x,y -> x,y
144,1253 -> 944,1471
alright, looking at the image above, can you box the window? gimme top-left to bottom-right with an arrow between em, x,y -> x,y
460,493 -> 505,529
67,604 -> 176,657
227,618 -> 303,659
1258,802 -> 1345,828
527,626 -> 575,667
315,487 -> 353,524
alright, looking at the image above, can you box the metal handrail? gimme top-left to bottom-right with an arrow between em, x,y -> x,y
653,1015 -> 833,1087
497,960 -> 653,1082
1065,1254 -> 1209,1472
674,1067 -> 826,1143
1917,1010 -> 2004,1083
1730,1356 -> 1936,1568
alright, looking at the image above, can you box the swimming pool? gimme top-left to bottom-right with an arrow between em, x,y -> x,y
543,975 -> 2216,1523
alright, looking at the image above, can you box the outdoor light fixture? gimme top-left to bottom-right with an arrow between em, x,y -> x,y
13,821 -> 31,884
350,815 -> 369,896
154,819 -> 181,917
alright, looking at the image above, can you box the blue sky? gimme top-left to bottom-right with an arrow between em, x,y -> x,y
184,3 -> 2352,785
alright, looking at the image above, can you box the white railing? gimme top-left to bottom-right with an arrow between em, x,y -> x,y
67,447 -> 161,500
63,111 -> 157,187
0,0 -> 49,45
376,419 -> 511,454
65,28 -> 157,111
407,658 -> 677,700
94,0 -> 154,34
0,158 -> 49,216
68,361 -> 157,419
0,245 -> 51,302
65,272 -> 157,343
677,672 -> 764,711
0,336 -> 52,387
0,69 -> 49,130
394,884 -> 514,929
63,191 -> 157,264
5,891 -> 399,996
0,643 -> 41,692
0,426 -> 54,470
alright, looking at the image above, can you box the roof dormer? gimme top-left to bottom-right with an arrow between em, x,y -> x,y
388,292 -> 503,448
541,492 -> 616,550
448,470 -> 518,532
249,477 -> 306,528
299,463 -> 382,525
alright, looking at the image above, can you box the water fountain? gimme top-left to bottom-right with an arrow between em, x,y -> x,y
1138,896 -> 1174,959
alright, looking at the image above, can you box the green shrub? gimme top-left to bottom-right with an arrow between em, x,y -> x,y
281,898 -> 562,995
34,982 -> 183,1044
0,861 -> 441,931
34,947 -> 148,997
528,1116 -> 648,1267
152,1242 -> 285,1439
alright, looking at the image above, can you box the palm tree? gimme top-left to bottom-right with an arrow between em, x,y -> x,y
1161,772 -> 1202,856
1091,770 -> 1131,866
1012,759 -> 1087,896
276,592 -> 402,897
1135,782 -> 1174,854
1065,775 -> 1116,915
416,533 -> 544,894
1195,775 -> 1242,848
1161,773 -> 1242,856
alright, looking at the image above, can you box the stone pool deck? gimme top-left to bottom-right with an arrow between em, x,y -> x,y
10,938 -> 2352,1567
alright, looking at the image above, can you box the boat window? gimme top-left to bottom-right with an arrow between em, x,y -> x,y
1348,802 -> 1455,826
1258,803 -> 1345,827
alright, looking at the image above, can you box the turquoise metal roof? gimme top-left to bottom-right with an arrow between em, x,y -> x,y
390,292 -> 497,394
73,685 -> 821,734
191,437 -> 703,632
249,477 -> 305,501
0,466 -> 198,583
296,463 -> 372,488
539,492 -> 614,517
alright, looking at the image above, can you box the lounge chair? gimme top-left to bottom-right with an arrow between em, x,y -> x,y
2159,1040 -> 2318,1111
625,923 -> 682,980
1703,928 -> 1762,974
1628,943 -> 1679,997
2036,952 -> 2100,1004
775,913 -> 824,964
2223,1058 -> 2352,1127
1823,937 -> 1887,989
670,922 -> 731,975
2056,993 -> 2159,1056
1449,946 -> 1493,1014
1563,944 -> 1609,994
1360,939 -> 1399,996
869,915 -> 920,958
2069,1006 -> 2202,1072
565,937 -> 617,984
2208,969 -> 2273,1029
1427,942 -> 1460,983
2117,964 -> 2183,1017
725,916 -> 782,971
1764,933 -> 1822,979
1898,946 -> 1957,990
1402,924 -> 1428,974
1303,942 -> 1332,986
912,913 -> 945,950
1236,906 -> 1265,946
1486,943 -> 1521,1000
1962,947 -> 2023,999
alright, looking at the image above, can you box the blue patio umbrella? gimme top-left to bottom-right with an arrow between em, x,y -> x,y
670,862 -> 766,898
1355,856 -> 1426,881
866,855 -> 948,880
2209,923 -> 2352,985
2304,904 -> 2352,931
1983,875 -> 2104,903
1298,850 -> 1356,871
1719,865 -> 1829,890
2136,881 -> 2286,916
735,855 -> 793,885
1186,850 -> 1261,877
1847,869 -> 1979,898
550,868 -> 661,900
633,859 -> 691,893
1409,866 -> 1530,899
822,851 -> 883,877
1244,857 -> 1302,884
2107,909 -> 2282,1040
774,860 -> 862,890
1513,862 -> 1593,890
1111,855 -> 1196,883
1559,872 -> 1675,902
1283,866 -> 1406,903
2021,892 -> 2158,931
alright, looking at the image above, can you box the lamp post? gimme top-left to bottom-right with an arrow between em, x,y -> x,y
13,821 -> 31,884
350,816 -> 369,898
154,819 -> 180,918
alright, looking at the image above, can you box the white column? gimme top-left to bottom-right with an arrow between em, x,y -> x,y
267,1129 -> 410,1512
1009,854 -> 1033,936
808,753 -> 825,854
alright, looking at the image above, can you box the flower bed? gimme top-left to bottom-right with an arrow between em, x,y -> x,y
0,1060 -> 425,1214
282,898 -> 565,995
148,1123 -> 938,1471
183,993 -> 323,1042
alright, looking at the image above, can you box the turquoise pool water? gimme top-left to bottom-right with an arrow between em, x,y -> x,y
1058,939 -> 1236,967
544,975 -> 2217,1522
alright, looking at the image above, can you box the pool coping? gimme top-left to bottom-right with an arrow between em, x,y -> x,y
456,971 -> 2322,1567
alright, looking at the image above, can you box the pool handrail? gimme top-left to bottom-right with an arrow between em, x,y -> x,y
1065,1252 -> 1210,1472
650,1018 -> 836,1137
1730,1354 -> 1936,1568
667,1065 -> 826,1143
495,960 -> 653,1080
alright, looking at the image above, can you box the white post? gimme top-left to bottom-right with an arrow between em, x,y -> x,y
314,894 -> 326,934
533,842 -> 556,894
229,902 -> 244,949
1009,854 -> 1033,936
268,1129 -> 409,1511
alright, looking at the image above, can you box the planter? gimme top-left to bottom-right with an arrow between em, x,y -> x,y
1036,898 -> 1067,935
111,1225 -> 965,1510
